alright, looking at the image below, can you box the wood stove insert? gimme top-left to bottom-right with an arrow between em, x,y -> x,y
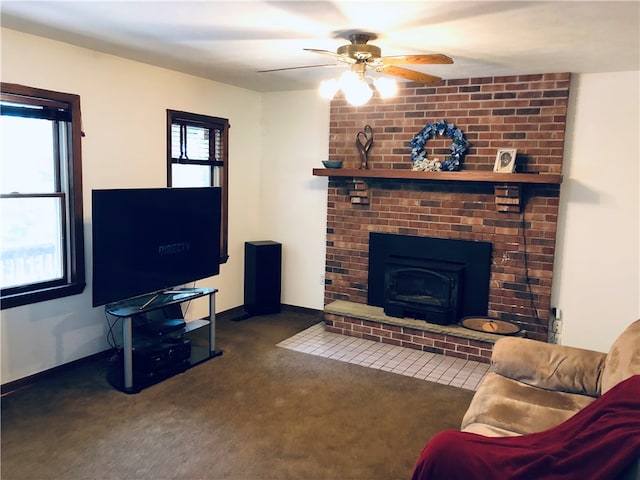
384,256 -> 465,324
368,233 -> 492,325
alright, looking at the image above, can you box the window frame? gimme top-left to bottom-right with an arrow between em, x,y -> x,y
166,109 -> 229,264
0,83 -> 86,309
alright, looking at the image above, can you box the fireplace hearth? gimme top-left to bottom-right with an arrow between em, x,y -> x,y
369,233 -> 492,325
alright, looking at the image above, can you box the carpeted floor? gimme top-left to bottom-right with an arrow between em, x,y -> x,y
1,309 -> 475,480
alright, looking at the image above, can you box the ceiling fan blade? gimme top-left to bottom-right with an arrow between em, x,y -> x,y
378,65 -> 442,85
304,48 -> 356,63
378,54 -> 453,65
258,64 -> 343,73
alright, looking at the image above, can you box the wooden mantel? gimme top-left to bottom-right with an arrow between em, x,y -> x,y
312,168 -> 563,185
312,168 -> 563,211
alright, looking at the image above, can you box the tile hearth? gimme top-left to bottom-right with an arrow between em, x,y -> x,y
277,323 -> 489,391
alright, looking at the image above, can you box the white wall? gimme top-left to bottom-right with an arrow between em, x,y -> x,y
0,28 -> 263,383
552,71 -> 640,352
259,91 -> 329,310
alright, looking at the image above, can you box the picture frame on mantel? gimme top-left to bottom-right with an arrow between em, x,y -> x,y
493,148 -> 518,173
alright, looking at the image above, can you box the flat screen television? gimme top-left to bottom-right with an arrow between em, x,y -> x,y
92,187 -> 221,307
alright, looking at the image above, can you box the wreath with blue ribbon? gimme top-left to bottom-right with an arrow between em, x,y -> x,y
410,120 -> 470,171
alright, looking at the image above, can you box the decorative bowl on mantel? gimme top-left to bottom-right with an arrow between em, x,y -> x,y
322,160 -> 343,169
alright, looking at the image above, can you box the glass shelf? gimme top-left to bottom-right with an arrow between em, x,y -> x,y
106,287 -> 216,317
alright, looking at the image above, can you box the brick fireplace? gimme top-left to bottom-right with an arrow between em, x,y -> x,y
318,73 -> 569,361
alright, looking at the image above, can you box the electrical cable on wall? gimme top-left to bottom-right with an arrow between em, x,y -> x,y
520,208 -> 540,324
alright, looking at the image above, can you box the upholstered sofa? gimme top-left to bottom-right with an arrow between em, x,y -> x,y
461,319 -> 640,477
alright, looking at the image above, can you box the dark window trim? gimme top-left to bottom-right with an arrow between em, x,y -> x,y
166,109 -> 229,264
0,83 -> 86,309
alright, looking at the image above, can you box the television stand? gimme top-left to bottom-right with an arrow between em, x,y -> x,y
105,287 -> 221,393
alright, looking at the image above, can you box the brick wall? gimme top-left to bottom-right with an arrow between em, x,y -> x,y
324,73 -> 570,341
325,313 -> 494,363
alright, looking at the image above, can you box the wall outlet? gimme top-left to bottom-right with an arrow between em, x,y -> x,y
548,331 -> 561,344
552,319 -> 563,334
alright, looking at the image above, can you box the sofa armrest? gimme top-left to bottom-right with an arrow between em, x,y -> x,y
491,337 -> 607,396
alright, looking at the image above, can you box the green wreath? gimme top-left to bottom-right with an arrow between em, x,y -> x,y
410,120 -> 469,171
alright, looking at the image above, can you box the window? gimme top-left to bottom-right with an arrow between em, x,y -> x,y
1,83 -> 85,309
167,110 -> 229,263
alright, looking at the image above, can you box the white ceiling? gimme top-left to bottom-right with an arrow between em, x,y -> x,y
2,1 -> 639,92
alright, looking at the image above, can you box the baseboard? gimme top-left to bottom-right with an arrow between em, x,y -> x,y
1,349 -> 112,396
217,305 -> 249,321
227,303 -> 323,321
281,304 -> 324,318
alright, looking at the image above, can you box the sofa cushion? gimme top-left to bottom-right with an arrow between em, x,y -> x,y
601,319 -> 640,394
461,422 -> 521,437
460,372 -> 595,435
491,337 -> 606,396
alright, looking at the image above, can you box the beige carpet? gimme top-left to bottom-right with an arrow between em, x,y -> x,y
1,308 -> 474,479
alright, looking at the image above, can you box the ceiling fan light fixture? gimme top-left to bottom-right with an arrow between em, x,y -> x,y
338,70 -> 360,90
335,69 -> 371,106
374,76 -> 398,98
337,74 -> 371,106
299,33 -> 451,105
305,32 -> 450,106
344,82 -> 373,106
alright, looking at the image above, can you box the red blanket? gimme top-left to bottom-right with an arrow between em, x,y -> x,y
412,375 -> 640,480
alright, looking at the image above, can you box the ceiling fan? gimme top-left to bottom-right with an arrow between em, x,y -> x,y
261,32 -> 453,85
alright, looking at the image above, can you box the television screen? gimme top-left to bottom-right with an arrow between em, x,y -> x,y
92,187 -> 221,307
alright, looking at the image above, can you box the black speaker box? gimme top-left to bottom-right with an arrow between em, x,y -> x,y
244,241 -> 282,315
